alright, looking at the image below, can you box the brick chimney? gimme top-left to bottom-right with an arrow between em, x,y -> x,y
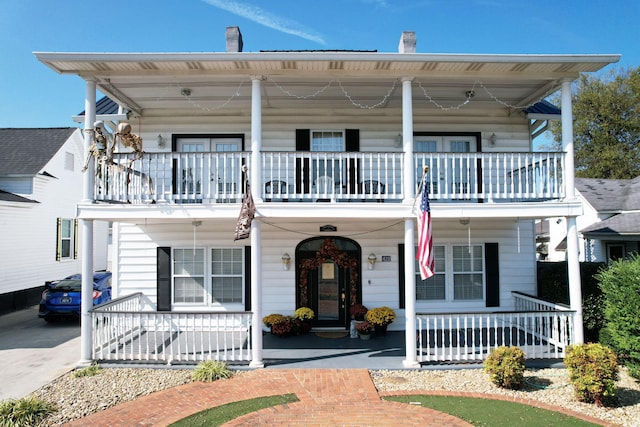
226,26 -> 243,52
398,31 -> 416,53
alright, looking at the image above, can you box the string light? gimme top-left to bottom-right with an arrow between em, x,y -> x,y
180,81 -> 245,112
151,76 -> 553,113
268,77 -> 335,99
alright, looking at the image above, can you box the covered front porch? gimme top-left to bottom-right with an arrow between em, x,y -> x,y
90,291 -> 573,368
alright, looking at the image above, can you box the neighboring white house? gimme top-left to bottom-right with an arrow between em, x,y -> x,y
35,27 -> 619,367
540,176 -> 640,262
0,128 -> 109,314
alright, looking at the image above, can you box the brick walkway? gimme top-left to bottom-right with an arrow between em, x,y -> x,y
63,369 -> 471,427
62,369 -> 615,427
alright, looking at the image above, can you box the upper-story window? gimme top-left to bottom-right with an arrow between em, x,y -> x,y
311,131 -> 344,152
311,131 -> 344,187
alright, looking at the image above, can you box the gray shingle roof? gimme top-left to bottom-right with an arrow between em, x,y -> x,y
0,189 -> 39,203
576,176 -> 640,212
581,212 -> 640,236
0,128 -> 77,175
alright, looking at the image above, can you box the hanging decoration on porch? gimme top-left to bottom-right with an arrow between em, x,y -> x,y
234,165 -> 255,241
82,121 -> 144,172
298,239 -> 358,308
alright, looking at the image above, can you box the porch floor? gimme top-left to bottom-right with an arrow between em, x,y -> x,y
260,330 -> 407,369
257,331 -> 563,370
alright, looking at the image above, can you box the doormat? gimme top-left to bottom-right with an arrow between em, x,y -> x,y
315,331 -> 349,339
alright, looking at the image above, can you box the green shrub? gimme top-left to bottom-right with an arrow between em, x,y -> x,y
73,363 -> 102,378
191,360 -> 233,382
565,343 -> 618,406
596,254 -> 640,379
483,346 -> 526,389
0,396 -> 56,427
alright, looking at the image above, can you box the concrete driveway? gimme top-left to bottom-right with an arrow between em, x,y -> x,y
0,305 -> 80,400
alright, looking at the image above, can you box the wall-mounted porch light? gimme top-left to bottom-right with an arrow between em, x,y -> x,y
367,253 -> 377,270
157,134 -> 165,148
489,133 -> 497,145
281,253 -> 291,271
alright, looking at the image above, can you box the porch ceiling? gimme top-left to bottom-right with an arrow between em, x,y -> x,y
35,51 -> 619,117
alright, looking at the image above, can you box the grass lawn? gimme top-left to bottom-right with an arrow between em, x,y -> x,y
384,395 -> 601,427
168,394 -> 299,427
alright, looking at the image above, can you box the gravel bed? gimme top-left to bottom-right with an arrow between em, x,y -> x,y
29,366 -> 640,426
371,367 -> 640,427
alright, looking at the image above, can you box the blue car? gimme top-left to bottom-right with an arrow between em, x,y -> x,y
38,272 -> 112,322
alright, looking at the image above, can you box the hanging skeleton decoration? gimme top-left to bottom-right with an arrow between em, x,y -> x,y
234,165 -> 255,241
83,121 -> 144,172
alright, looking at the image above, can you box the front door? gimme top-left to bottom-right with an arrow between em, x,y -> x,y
296,237 -> 361,329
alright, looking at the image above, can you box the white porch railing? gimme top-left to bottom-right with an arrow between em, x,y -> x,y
91,293 -> 252,363
417,295 -> 574,362
94,151 -> 565,204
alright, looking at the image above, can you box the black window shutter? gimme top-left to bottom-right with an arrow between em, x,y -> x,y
295,129 -> 310,193
157,247 -> 172,311
345,129 -> 359,152
398,244 -> 405,309
345,129 -> 360,193
485,243 -> 500,307
244,246 -> 251,311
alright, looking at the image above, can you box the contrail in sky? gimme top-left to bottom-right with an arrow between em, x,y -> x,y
201,0 -> 326,45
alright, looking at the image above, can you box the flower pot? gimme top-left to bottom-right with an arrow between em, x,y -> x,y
358,333 -> 371,340
374,324 -> 388,336
350,320 -> 363,338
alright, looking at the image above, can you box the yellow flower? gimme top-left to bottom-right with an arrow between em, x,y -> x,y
262,313 -> 286,327
365,306 -> 396,326
294,307 -> 315,321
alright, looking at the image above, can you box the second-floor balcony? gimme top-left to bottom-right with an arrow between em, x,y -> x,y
93,151 -> 565,205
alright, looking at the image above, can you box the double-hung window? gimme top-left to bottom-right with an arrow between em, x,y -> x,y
56,218 -> 77,261
311,131 -> 344,190
415,244 -> 484,302
172,247 -> 244,306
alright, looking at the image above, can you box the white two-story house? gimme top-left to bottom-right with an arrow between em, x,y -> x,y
35,27 -> 619,367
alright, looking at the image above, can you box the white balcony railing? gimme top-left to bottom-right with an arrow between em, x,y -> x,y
91,293 -> 252,363
94,151 -> 565,204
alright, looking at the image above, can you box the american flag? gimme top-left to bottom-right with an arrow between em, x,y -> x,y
416,177 -> 435,280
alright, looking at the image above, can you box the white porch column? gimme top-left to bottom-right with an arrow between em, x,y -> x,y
562,78 -> 584,343
250,76 -> 263,202
401,76 -> 419,368
249,75 -> 264,367
401,77 -> 415,203
80,79 -> 96,365
403,219 -> 420,368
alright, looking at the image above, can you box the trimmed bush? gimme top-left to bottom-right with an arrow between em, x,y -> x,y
596,254 -> 640,379
565,343 -> 618,406
0,396 -> 56,427
483,346 -> 526,389
192,360 -> 233,382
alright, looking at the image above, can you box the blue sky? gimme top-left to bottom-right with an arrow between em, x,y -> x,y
0,0 -> 637,129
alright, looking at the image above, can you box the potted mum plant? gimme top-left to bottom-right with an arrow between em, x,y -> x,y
293,307 -> 315,334
349,304 -> 368,321
262,313 -> 287,333
365,306 -> 396,336
355,321 -> 374,340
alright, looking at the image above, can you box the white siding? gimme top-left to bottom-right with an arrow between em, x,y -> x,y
0,130 -> 109,296
113,218 -> 537,331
